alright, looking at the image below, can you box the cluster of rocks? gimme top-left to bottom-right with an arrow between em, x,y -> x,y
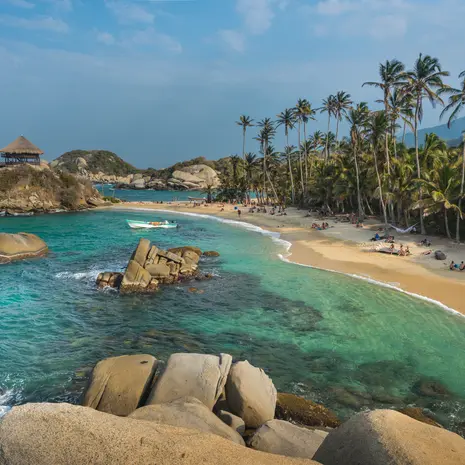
96,239 -> 217,293
114,165 -> 220,191
1,352 -> 465,465
0,233 -> 48,264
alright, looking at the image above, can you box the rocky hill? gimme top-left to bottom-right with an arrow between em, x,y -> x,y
51,151 -> 222,191
0,164 -> 104,214
51,150 -> 138,183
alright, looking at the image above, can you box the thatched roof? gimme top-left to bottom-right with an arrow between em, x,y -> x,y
0,136 -> 44,155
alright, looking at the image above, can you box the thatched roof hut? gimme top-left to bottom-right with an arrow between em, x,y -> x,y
0,136 -> 43,165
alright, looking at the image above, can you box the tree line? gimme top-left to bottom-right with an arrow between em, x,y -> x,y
215,53 -> 465,241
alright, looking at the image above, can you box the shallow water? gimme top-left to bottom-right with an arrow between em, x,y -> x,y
1,208 -> 465,431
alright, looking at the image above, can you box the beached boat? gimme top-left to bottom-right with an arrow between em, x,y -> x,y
126,220 -> 178,230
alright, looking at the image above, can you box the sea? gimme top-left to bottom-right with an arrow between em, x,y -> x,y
1,189 -> 465,432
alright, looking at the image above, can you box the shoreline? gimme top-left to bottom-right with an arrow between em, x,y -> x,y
106,202 -> 465,316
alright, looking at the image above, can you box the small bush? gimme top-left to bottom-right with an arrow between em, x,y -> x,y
60,187 -> 79,208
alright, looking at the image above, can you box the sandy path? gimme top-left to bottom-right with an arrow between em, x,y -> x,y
106,201 -> 465,316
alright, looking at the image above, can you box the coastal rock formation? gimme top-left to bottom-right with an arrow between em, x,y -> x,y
248,420 -> 328,459
0,403 -> 320,465
96,239 -> 206,293
167,165 -> 220,190
0,233 -> 48,264
129,397 -> 245,445
148,353 -> 232,410
313,410 -> 465,465
225,361 -> 277,428
0,164 -> 104,214
82,355 -> 158,416
275,393 -> 341,428
398,407 -> 443,428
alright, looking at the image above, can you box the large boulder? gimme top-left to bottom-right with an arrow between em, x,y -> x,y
0,403 -> 320,465
82,355 -> 158,416
435,250 -> 447,261
399,407 -> 443,428
129,397 -> 244,445
169,165 -> 219,190
313,410 -> 465,465
275,393 -> 341,428
131,238 -> 151,267
120,260 -> 157,294
147,353 -> 232,410
168,246 -> 202,258
96,272 -> 123,289
249,420 -> 327,459
226,361 -> 277,428
0,233 -> 48,264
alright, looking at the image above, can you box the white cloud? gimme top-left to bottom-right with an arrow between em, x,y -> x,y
237,0 -> 275,35
97,31 -> 116,45
0,15 -> 69,33
7,0 -> 35,9
219,30 -> 246,52
369,15 -> 407,39
123,28 -> 182,54
105,1 -> 154,24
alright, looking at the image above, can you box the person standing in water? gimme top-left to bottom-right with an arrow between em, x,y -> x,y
238,209 -> 241,218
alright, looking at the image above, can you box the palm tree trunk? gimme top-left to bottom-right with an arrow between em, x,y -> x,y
402,121 -> 407,145
373,147 -> 388,228
297,121 -> 304,202
263,141 -> 267,197
242,128 -> 246,160
457,139 -> 465,242
325,114 -> 331,163
353,141 -> 364,218
414,95 -> 426,235
286,130 -> 295,204
445,206 -> 451,239
335,117 -> 340,149
392,123 -> 398,159
303,121 -> 308,187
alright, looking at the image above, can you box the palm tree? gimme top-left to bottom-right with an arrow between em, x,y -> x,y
363,59 -> 405,173
333,91 -> 353,146
295,99 -> 315,187
321,95 -> 336,161
346,102 -> 370,218
236,115 -> 254,160
366,111 -> 389,227
416,164 -> 461,239
440,73 -> 465,241
229,155 -> 242,187
276,109 -> 296,202
402,53 -> 450,234
256,118 -> 276,201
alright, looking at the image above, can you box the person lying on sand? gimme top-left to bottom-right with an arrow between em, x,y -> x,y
450,261 -> 459,271
420,238 -> 432,247
389,243 -> 395,254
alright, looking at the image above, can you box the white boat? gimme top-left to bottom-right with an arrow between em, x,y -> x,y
126,220 -> 178,229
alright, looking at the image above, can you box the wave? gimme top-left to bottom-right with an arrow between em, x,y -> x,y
0,389 -> 14,418
119,207 -> 461,317
55,270 -> 101,280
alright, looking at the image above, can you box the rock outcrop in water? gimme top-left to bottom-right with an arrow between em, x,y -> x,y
96,239 -> 216,293
2,351 -> 465,464
0,233 -> 48,264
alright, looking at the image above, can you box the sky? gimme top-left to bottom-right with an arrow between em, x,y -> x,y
0,0 -> 465,168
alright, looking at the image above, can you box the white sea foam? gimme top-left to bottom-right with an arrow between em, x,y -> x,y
55,270 -> 101,280
119,207 -> 462,317
0,389 -> 14,418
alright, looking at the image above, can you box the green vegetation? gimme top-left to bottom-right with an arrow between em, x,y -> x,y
220,53 -> 465,241
54,150 -> 138,176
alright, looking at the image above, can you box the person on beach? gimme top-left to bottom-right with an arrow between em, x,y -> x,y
399,245 -> 405,256
237,209 -> 241,218
406,246 -> 411,256
450,261 -> 457,270
460,261 -> 465,271
389,243 -> 395,254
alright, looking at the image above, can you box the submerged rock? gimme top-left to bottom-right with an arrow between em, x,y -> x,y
226,361 -> 277,428
313,410 -> 465,465
203,251 -> 220,257
413,378 -> 452,398
82,354 -> 158,416
129,397 -> 244,445
249,419 -> 327,459
399,407 -> 443,428
275,393 -> 341,428
0,403 -> 321,465
0,233 -> 48,264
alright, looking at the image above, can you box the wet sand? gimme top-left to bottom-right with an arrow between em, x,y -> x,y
108,202 -> 465,316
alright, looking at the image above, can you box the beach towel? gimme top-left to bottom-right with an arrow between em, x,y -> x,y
389,224 -> 417,234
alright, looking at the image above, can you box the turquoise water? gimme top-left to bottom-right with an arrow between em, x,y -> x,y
1,208 -> 465,431
98,186 -> 205,202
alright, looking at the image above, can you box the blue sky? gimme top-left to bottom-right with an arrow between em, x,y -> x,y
0,0 -> 464,168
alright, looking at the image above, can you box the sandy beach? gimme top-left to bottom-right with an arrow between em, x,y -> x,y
109,201 -> 465,316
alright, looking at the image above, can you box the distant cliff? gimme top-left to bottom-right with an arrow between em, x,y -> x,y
0,164 -> 104,214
